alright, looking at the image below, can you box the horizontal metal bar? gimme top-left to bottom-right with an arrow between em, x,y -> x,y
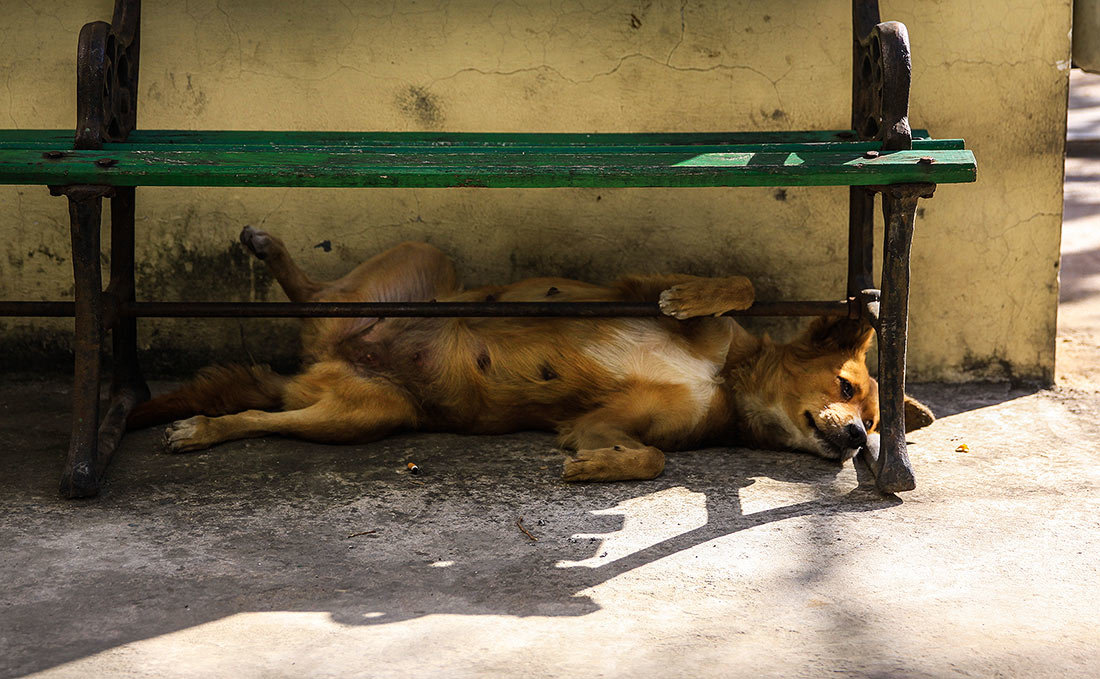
0,301 -> 77,316
0,300 -> 852,318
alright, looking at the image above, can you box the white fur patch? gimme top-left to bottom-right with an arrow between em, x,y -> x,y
583,319 -> 723,420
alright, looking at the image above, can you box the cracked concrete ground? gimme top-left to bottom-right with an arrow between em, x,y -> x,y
4,81 -> 1100,679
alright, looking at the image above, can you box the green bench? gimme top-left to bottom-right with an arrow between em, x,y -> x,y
0,0 -> 976,498
1,130 -> 973,188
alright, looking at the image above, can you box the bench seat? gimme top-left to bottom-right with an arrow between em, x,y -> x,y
0,130 -> 976,189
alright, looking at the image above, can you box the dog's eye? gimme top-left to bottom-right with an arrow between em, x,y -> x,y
864,419 -> 874,431
838,377 -> 854,400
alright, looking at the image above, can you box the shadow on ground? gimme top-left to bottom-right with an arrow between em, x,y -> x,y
905,381 -> 1041,418
0,378 -> 900,678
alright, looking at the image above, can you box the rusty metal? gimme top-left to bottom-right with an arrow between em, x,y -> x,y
852,6 -> 913,152
846,186 -> 876,297
75,1 -> 140,149
47,0 -> 145,498
105,185 -> 150,443
0,302 -> 76,316
859,289 -> 881,331
100,3 -> 149,494
54,185 -> 113,498
866,182 -> 936,200
125,299 -> 851,318
848,0 -> 916,300
1,300 -> 853,319
847,1 -> 896,301
867,182 -> 935,494
847,1 -> 931,494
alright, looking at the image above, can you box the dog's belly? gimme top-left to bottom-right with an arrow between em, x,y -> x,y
580,319 -> 725,418
352,317 -> 720,434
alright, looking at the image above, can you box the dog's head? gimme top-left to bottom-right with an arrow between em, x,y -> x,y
754,316 -> 932,461
778,317 -> 878,460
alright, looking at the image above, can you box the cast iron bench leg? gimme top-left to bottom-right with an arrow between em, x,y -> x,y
847,186 -> 876,295
51,185 -> 149,498
871,182 -> 935,494
54,185 -> 111,498
101,186 -> 150,467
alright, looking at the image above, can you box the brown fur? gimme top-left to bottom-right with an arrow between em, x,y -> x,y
129,227 -> 932,481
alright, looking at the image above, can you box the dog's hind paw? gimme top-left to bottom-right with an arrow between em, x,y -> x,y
164,416 -> 213,453
239,225 -> 274,260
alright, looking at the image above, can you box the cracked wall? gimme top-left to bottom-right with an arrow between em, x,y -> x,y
0,0 -> 1071,381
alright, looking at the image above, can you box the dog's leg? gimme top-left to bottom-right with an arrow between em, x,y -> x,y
163,376 -> 418,452
613,273 -> 754,319
318,241 -> 459,302
240,229 -> 459,305
656,276 -> 755,319
559,427 -> 666,482
297,241 -> 462,360
127,364 -> 288,430
239,226 -> 324,302
557,383 -> 712,482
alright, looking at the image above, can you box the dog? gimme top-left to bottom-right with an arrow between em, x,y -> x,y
127,226 -> 932,482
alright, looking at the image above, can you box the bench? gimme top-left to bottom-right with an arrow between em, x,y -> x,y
0,0 -> 977,498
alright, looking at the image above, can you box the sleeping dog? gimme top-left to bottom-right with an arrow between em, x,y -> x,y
128,227 -> 932,481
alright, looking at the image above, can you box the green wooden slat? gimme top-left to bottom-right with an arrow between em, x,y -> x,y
0,148 -> 976,188
92,137 -> 961,154
0,138 -> 964,155
0,128 -> 937,150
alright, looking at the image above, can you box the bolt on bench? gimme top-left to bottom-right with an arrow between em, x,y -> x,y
0,0 -> 976,498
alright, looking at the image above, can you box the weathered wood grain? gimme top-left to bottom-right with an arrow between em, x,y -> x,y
0,128 -> 939,150
0,146 -> 976,188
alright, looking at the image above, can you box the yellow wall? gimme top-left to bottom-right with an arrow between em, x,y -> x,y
0,0 -> 1071,381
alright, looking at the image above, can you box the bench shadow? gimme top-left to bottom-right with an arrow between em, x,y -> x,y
320,443 -> 895,627
905,382 -> 1041,419
0,387 -> 899,677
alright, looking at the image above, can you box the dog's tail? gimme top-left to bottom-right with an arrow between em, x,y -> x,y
127,364 -> 289,430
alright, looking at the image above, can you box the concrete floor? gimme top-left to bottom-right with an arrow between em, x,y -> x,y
4,79 -> 1100,679
4,379 -> 1100,679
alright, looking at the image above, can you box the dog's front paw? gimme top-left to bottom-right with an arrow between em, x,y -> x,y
659,285 -> 704,320
562,446 -> 664,482
164,416 -> 215,453
239,225 -> 273,260
562,453 -> 601,482
659,277 -> 754,320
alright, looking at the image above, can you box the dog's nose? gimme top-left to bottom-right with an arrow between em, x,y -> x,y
845,422 -> 867,449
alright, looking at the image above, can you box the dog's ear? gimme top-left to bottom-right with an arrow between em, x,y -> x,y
904,395 -> 935,432
798,316 -> 875,357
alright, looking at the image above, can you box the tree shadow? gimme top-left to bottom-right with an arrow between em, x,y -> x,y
0,383 -> 900,677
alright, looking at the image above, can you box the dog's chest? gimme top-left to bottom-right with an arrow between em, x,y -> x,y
582,320 -> 724,410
